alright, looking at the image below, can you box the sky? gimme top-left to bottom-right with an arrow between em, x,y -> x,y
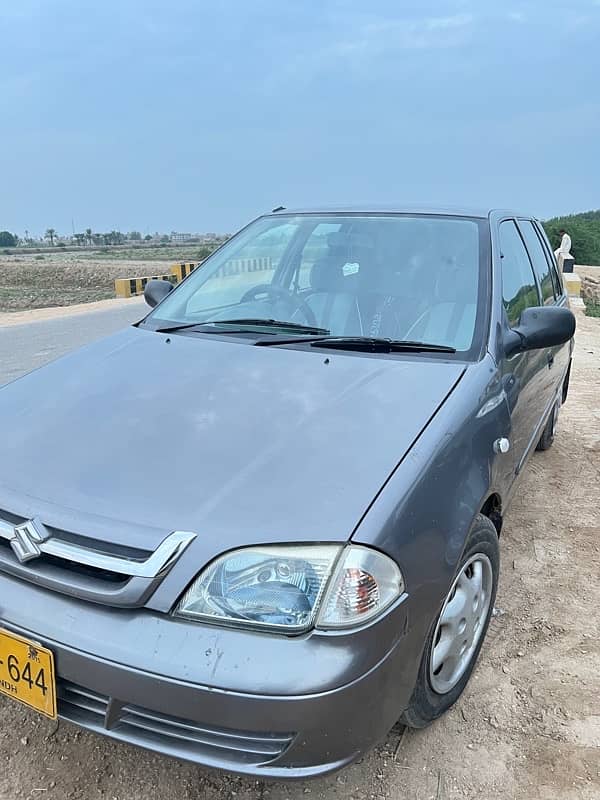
1,0 -> 599,237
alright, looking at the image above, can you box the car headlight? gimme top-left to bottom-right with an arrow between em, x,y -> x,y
174,544 -> 404,632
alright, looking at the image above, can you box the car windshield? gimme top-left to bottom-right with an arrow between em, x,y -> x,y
148,213 -> 488,354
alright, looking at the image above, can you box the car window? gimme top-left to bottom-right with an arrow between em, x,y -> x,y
183,221 -> 297,314
551,257 -> 563,297
534,221 -> 564,297
149,213 -> 488,355
295,223 -> 343,290
518,220 -> 555,304
499,220 -> 540,327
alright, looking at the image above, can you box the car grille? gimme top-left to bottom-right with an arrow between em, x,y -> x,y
59,680 -> 108,722
0,508 -> 195,607
57,680 -> 293,765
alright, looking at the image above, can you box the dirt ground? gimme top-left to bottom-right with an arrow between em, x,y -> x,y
576,265 -> 600,282
0,240 -> 222,312
0,253 -> 177,311
1,309 -> 599,800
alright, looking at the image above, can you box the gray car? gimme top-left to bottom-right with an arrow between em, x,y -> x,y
0,206 -> 575,779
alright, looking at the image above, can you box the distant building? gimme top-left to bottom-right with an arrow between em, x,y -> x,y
171,232 -> 192,243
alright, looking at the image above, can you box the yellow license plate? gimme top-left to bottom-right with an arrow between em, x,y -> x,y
0,628 -> 57,719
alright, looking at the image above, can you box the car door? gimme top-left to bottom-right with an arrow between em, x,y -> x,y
497,219 -> 551,483
517,218 -> 571,402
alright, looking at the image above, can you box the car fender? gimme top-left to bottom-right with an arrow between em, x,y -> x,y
352,354 -> 509,644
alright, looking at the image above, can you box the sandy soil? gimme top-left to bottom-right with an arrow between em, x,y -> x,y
0,309 -> 599,800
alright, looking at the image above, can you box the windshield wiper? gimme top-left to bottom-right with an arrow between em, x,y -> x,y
203,318 -> 330,334
153,322 -> 212,334
256,335 -> 456,353
155,319 -> 330,336
151,321 -> 454,352
153,319 -> 329,335
312,337 -> 456,353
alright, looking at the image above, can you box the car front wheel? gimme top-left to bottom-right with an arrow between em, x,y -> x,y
401,514 -> 499,728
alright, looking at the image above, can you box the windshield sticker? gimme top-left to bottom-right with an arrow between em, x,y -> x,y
342,262 -> 360,276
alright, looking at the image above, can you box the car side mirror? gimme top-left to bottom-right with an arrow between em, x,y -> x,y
504,306 -> 576,358
144,279 -> 174,308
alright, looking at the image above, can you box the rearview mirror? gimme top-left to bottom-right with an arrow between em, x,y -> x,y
144,279 -> 174,308
504,306 -> 576,357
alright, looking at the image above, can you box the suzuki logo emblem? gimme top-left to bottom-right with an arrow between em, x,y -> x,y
9,519 -> 50,564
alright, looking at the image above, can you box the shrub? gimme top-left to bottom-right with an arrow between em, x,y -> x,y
196,246 -> 214,260
0,231 -> 17,247
584,301 -> 600,318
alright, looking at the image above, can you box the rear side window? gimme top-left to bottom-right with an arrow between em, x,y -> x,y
499,220 -> 540,327
534,221 -> 564,297
518,220 -> 555,304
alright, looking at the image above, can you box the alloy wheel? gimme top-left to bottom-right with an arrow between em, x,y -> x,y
429,554 -> 494,694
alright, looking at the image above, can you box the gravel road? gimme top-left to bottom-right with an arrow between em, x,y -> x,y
1,305 -> 599,800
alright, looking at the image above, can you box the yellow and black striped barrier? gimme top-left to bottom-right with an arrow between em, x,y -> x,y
114,264 -> 198,298
114,257 -> 273,298
114,274 -> 176,299
170,262 -> 198,282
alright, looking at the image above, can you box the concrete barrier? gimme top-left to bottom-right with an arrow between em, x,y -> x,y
564,272 -> 582,299
114,274 -> 176,299
170,262 -> 198,282
114,257 -> 273,298
221,257 -> 271,276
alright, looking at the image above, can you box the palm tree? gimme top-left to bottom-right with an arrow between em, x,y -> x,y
85,228 -> 93,246
45,228 -> 56,246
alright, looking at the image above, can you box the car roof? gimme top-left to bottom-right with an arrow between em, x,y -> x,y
268,204 -> 534,221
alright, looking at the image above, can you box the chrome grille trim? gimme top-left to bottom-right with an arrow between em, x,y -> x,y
0,517 -> 195,579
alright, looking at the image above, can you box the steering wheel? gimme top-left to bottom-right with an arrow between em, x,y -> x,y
240,284 -> 319,328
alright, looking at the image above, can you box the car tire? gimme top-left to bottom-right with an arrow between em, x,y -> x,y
401,514 -> 499,729
536,400 -> 559,451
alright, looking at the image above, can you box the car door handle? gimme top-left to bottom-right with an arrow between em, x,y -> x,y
547,351 -> 555,368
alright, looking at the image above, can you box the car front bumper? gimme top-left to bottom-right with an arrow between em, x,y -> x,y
0,572 -> 422,779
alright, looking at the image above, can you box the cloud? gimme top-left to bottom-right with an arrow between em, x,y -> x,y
330,12 -> 475,58
424,13 -> 474,30
257,9 -> 476,93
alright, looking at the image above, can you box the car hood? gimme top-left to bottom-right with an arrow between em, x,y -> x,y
0,327 -> 464,553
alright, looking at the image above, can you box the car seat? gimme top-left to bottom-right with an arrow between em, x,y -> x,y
301,233 -> 371,335
405,262 -> 477,350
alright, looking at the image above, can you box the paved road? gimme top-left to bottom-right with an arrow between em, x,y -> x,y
0,304 -> 144,386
